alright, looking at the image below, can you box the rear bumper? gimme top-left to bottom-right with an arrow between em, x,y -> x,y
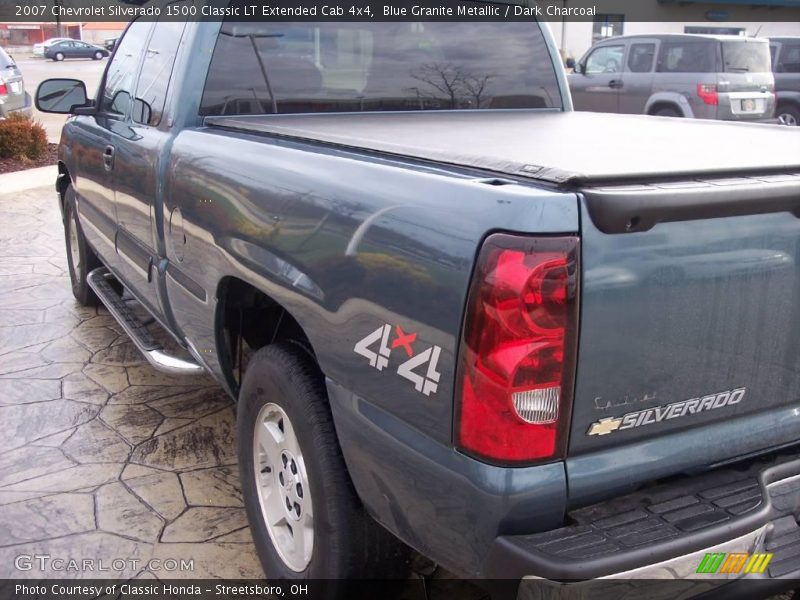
483,450 -> 800,586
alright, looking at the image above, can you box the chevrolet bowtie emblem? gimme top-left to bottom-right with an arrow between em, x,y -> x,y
587,417 -> 622,436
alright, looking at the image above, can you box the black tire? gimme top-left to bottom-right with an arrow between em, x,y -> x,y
93,51 -> 103,60
777,104 -> 800,127
54,52 -> 65,62
63,185 -> 101,306
654,107 -> 681,118
237,343 -> 409,583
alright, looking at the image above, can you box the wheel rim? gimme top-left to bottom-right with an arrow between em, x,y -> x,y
778,112 -> 797,126
253,402 -> 313,572
68,214 -> 81,280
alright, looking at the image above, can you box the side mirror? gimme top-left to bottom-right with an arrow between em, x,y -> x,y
576,62 -> 586,75
35,78 -> 92,114
565,57 -> 576,70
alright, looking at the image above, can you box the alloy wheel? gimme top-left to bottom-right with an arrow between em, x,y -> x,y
253,402 -> 313,572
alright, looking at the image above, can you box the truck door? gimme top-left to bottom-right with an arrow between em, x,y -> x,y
618,40 -> 657,114
112,19 -> 187,318
570,43 -> 625,113
70,21 -> 152,270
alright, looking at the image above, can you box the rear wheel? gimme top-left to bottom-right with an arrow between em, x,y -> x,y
777,105 -> 799,127
93,51 -> 103,60
654,106 -> 681,118
54,52 -> 65,62
237,343 -> 409,581
63,185 -> 100,306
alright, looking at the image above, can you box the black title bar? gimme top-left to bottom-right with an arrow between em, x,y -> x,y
3,0 -> 800,22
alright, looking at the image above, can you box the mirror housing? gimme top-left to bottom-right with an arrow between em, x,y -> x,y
35,78 -> 93,114
565,57 -> 576,70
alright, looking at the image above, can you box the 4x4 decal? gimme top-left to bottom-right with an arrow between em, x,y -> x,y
354,324 -> 442,396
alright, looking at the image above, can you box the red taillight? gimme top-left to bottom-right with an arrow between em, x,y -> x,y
0,82 -> 7,96
697,83 -> 719,106
456,234 -> 579,465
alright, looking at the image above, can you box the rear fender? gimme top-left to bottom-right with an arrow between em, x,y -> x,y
646,92 -> 694,118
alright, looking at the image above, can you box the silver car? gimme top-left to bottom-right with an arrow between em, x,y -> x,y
569,34 -> 775,122
0,47 -> 32,118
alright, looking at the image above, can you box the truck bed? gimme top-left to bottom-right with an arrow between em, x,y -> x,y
205,110 -> 800,186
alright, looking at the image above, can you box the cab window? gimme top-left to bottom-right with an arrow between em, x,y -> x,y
627,43 -> 655,73
134,21 -> 186,126
100,21 -> 152,118
585,45 -> 624,74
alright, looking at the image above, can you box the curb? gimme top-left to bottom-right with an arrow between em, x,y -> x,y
0,165 -> 58,195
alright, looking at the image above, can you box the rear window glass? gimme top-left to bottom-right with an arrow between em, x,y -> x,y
722,41 -> 771,73
200,21 -> 562,116
657,40 -> 716,73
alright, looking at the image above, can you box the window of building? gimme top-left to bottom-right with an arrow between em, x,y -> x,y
684,26 -> 745,36
592,15 -> 624,44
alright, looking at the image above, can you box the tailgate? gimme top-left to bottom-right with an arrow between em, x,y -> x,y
570,174 -> 800,457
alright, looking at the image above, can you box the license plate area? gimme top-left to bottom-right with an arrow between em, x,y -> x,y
8,81 -> 21,95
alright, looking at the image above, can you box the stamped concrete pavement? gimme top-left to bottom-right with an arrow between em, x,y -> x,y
0,180 -> 264,580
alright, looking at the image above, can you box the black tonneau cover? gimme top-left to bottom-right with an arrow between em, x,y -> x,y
205,110 -> 800,186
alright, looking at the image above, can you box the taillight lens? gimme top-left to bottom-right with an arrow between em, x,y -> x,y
0,82 -> 6,96
455,234 -> 579,465
697,83 -> 719,106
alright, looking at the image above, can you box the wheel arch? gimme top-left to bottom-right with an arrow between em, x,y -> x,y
645,93 -> 693,118
56,161 -> 71,220
214,276 -> 316,397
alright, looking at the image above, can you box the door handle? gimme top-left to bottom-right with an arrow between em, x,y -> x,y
608,79 -> 624,89
102,145 -> 115,172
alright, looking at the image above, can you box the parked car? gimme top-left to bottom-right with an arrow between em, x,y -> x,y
45,40 -> 109,61
104,37 -> 118,52
32,37 -> 72,58
769,36 -> 800,126
35,15 -> 800,596
0,47 -> 32,118
569,33 -> 776,122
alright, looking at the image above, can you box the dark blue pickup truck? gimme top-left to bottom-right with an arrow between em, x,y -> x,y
35,7 -> 800,595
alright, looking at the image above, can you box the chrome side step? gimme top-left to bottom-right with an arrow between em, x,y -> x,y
87,268 -> 204,376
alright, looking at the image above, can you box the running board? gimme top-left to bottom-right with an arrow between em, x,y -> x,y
87,268 -> 204,376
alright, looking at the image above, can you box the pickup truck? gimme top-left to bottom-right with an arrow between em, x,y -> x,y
34,7 -> 800,596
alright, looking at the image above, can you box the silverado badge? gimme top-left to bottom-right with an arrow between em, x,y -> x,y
587,388 -> 746,436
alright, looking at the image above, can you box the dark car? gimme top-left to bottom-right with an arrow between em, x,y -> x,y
45,40 -> 108,61
769,37 -> 800,125
0,46 -> 32,117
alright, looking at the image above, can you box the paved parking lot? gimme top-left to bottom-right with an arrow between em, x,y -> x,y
0,179 -> 265,579
16,57 -> 106,141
